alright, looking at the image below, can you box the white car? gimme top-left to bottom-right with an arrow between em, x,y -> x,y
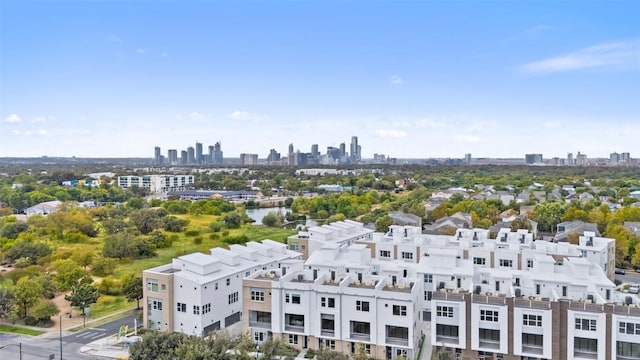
629,285 -> 640,294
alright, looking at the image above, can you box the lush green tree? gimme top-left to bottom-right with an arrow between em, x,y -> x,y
531,201 -> 565,233
13,277 -> 43,318
53,259 -> 92,291
34,273 -> 57,299
0,288 -> 15,319
130,331 -> 188,360
163,216 -> 188,232
0,221 -> 29,239
224,212 -> 243,229
122,275 -> 143,309
26,299 -> 59,326
103,234 -> 156,259
65,283 -> 99,315
375,215 -> 394,232
5,240 -> 52,264
91,256 -> 117,276
262,211 -> 283,227
130,208 -> 165,234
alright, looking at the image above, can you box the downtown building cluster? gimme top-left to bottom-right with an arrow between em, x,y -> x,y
154,141 -> 223,166
142,221 -> 640,360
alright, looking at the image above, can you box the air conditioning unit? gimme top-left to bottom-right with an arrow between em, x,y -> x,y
297,274 -> 304,281
587,294 -> 594,302
474,286 -> 481,295
626,296 -> 633,305
515,288 -> 522,297
439,282 -> 445,290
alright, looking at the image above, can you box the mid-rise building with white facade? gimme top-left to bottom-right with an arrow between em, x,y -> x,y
142,240 -> 301,336
118,174 -> 195,194
286,220 -> 374,259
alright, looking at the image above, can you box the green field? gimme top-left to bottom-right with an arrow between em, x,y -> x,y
0,324 -> 44,336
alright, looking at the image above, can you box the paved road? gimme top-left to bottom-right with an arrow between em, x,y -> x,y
0,311 -> 138,359
616,270 -> 640,285
64,313 -> 137,345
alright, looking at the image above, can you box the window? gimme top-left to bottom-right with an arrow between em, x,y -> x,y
226,278 -> 230,286
203,303 -> 211,314
356,300 -> 370,312
523,314 -> 542,327
436,305 -> 454,318
320,297 -> 335,308
228,291 -> 239,304
522,333 -> 543,347
401,252 -> 413,260
393,305 -> 407,316
424,291 -> 432,301
215,282 -> 218,290
251,288 -> 265,302
535,284 -> 541,295
424,274 -> 433,283
562,286 -> 567,297
499,259 -> 513,267
254,332 -> 264,342
619,321 -> 640,335
380,250 -> 391,258
193,305 -> 200,315
575,318 -> 596,331
350,321 -> 371,336
285,314 -> 304,327
152,300 -> 162,310
480,309 -> 498,322
386,325 -> 409,340
479,328 -> 500,343
321,314 -> 335,333
285,293 -> 301,304
436,324 -> 458,338
325,339 -> 335,350
574,337 -> 597,353
146,279 -> 158,292
161,284 -> 167,291
473,257 -> 486,265
288,334 -> 298,345
177,303 -> 186,312
527,259 -> 534,268
617,341 -> 640,357
289,242 -> 299,251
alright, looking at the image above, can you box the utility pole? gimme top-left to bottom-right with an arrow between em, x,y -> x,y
59,314 -> 63,360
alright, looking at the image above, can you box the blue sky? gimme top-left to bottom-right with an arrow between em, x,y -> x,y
2,1 -> 639,159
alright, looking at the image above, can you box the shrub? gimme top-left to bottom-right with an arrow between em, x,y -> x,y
222,234 -> 249,245
193,237 -> 203,245
209,233 -> 220,241
184,230 -> 200,237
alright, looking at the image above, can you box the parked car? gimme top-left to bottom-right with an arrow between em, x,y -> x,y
629,285 -> 640,294
616,268 -> 626,275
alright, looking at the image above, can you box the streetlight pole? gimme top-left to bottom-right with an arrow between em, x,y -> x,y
0,342 -> 23,360
59,314 -> 63,360
82,301 -> 86,328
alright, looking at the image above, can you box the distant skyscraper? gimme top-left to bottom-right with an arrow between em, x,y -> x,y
339,143 -> 346,157
349,136 -> 362,162
621,152 -> 631,161
465,153 -> 472,164
240,153 -> 259,165
267,149 -> 281,164
327,147 -> 340,161
208,145 -> 214,164
567,152 -> 574,165
187,146 -> 195,164
180,150 -> 188,165
610,152 -> 620,164
525,154 -> 543,164
576,151 -> 587,166
213,142 -> 223,165
311,144 -> 319,157
154,146 -> 162,164
195,142 -> 203,164
168,149 -> 178,165
288,143 -> 294,155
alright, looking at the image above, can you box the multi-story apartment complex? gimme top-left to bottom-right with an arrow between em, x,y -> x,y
143,221 -> 634,360
117,174 -> 195,194
244,243 -> 421,359
142,240 -> 301,337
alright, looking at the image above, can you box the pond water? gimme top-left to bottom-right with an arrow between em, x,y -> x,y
245,207 -> 317,227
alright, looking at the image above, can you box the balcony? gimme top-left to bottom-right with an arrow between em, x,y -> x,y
250,320 -> 271,329
350,332 -> 371,341
573,351 -> 598,360
478,339 -> 501,350
321,329 -> 335,337
285,324 -> 304,333
435,335 -> 459,344
522,344 -> 544,355
386,336 -> 409,346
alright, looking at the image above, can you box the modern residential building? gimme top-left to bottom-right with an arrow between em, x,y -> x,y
195,142 -> 203,165
142,240 -> 302,337
154,146 -> 162,164
117,174 -> 195,194
167,149 -> 178,165
286,220 -> 375,259
525,154 -> 543,165
240,153 -> 259,166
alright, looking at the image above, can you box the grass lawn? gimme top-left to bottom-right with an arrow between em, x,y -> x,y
0,324 -> 44,336
89,295 -> 136,318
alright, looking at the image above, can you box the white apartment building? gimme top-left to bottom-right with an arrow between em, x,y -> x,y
142,240 -> 301,336
117,174 -> 195,194
243,243 -> 421,360
286,220 -> 374,259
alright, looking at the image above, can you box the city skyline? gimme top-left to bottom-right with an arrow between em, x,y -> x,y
2,2 -> 640,158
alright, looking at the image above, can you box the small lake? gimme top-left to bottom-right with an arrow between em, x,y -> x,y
245,207 -> 317,227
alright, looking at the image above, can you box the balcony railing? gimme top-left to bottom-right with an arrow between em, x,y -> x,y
573,351 -> 598,360
284,324 -> 304,333
321,329 -> 335,337
478,339 -> 501,350
435,335 -> 459,344
350,333 -> 371,341
522,344 -> 543,355
386,336 -> 409,346
249,321 -> 271,329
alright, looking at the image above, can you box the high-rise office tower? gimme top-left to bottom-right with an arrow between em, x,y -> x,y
168,149 -> 178,165
195,142 -> 203,164
311,144 -> 319,158
339,143 -> 346,157
350,136 -> 360,162
154,147 -> 162,164
288,143 -> 294,155
267,149 -> 281,164
181,150 -> 188,165
187,146 -> 195,164
213,142 -> 223,165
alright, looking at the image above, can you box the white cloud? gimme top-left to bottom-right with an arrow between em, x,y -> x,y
453,134 -> 481,143
519,40 -> 640,74
375,129 -> 407,138
389,75 -> 405,85
136,48 -> 148,54
106,35 -> 121,43
543,120 -> 562,129
188,112 -> 208,122
31,116 -> 55,124
5,114 -> 22,123
229,110 -> 269,121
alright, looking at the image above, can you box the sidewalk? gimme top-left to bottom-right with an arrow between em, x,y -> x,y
79,334 -> 133,359
38,306 -> 137,339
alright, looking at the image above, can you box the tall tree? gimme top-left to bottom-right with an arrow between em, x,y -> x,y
13,277 -> 43,318
122,275 -> 143,309
65,283 -> 99,315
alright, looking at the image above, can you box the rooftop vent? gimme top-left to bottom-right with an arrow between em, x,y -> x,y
474,285 -> 481,295
438,282 -> 445,290
297,274 -> 304,281
515,288 -> 522,297
586,237 -> 594,246
626,296 -> 633,305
